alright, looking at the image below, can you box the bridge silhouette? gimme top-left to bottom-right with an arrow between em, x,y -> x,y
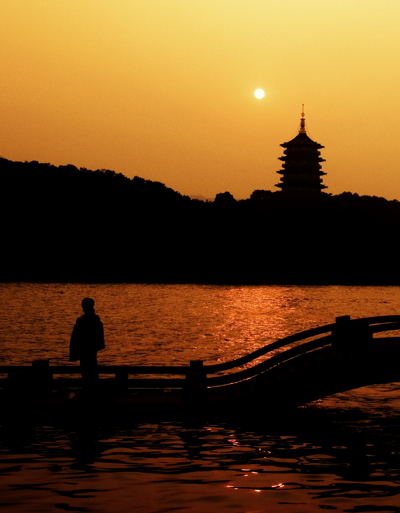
2,315 -> 400,419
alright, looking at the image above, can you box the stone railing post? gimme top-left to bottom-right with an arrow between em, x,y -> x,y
32,359 -> 52,395
333,315 -> 371,349
184,360 -> 206,409
115,367 -> 129,391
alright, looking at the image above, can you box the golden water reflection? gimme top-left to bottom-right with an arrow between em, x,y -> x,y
0,283 -> 400,366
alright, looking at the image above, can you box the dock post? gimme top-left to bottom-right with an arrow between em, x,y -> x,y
32,359 -> 52,395
184,360 -> 206,411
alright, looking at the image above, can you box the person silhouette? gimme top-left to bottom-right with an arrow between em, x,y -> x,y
69,297 -> 105,387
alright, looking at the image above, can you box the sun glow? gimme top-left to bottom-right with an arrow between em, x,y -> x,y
3,2 -> 400,199
253,88 -> 265,99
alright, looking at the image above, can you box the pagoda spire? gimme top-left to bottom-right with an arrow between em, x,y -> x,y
299,104 -> 306,133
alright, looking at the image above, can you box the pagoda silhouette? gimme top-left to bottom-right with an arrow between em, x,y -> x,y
276,107 -> 326,194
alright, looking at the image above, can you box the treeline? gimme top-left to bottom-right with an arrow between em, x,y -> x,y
1,157 -> 400,284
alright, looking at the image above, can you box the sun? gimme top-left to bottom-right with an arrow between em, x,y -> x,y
253,88 -> 266,99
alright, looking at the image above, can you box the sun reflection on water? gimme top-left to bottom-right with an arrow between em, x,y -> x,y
1,283 -> 400,369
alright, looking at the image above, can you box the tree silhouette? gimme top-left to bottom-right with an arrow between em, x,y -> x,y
1,156 -> 400,284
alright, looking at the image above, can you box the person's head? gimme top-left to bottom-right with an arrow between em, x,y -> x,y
81,297 -> 95,313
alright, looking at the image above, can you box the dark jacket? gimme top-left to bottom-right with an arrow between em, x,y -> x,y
69,313 -> 105,361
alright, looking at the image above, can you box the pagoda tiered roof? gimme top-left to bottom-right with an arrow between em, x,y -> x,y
281,131 -> 324,149
275,108 -> 327,194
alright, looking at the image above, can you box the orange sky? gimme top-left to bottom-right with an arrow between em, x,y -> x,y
2,1 -> 400,199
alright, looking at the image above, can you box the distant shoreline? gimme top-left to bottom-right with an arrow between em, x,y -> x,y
2,156 -> 400,287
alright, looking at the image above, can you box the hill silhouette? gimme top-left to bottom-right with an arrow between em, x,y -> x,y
1,157 -> 400,284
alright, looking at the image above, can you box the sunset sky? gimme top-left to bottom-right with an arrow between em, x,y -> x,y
2,1 -> 400,199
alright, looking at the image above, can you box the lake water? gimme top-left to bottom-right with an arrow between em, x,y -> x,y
1,283 -> 400,512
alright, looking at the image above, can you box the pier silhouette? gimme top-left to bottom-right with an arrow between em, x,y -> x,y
2,315 -> 400,421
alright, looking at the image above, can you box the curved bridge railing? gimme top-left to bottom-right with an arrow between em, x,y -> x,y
204,315 -> 400,387
1,315 -> 400,392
